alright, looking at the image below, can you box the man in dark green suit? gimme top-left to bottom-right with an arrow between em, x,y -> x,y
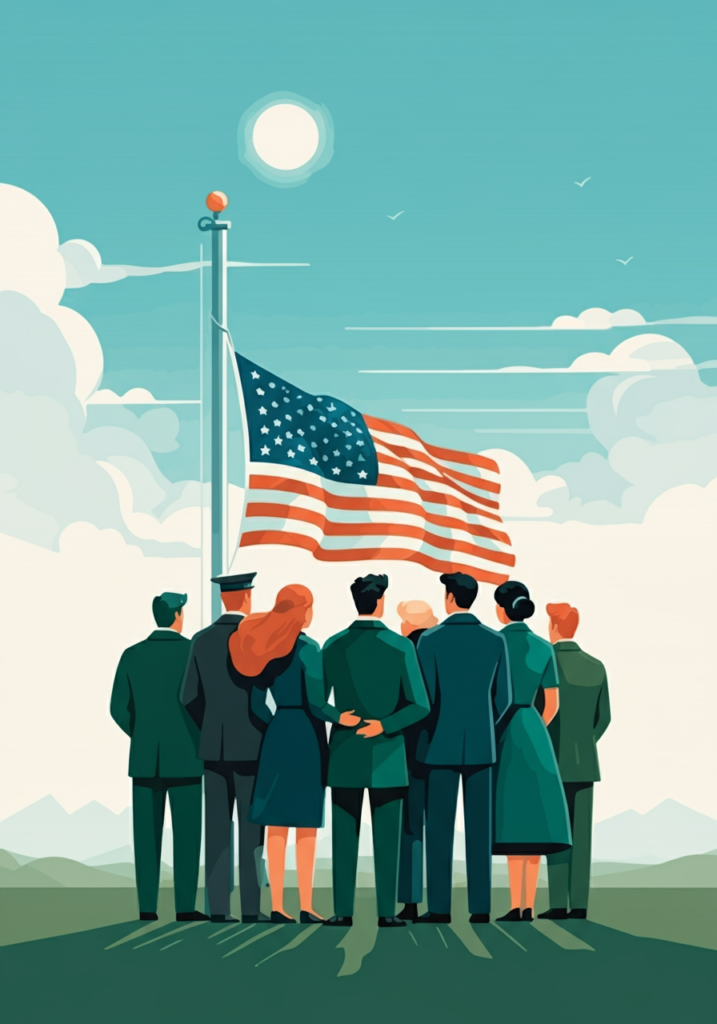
415,572 -> 512,925
110,592 -> 207,922
539,603 -> 611,921
322,574 -> 430,928
180,572 -> 271,924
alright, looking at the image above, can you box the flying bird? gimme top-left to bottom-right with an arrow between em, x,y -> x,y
616,257 -> 634,265
387,211 -> 405,220
574,178 -> 591,187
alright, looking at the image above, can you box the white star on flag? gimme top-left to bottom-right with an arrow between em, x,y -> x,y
309,458 -> 318,466
274,437 -> 283,445
259,407 -> 267,415
287,450 -> 295,458
260,446 -> 270,456
260,426 -> 269,435
251,371 -> 260,379
256,388 -> 265,395
358,470 -> 367,479
332,467 -> 341,475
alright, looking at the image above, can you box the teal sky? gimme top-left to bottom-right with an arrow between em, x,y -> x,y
2,0 -> 715,479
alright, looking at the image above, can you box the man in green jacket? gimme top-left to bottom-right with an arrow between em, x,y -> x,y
322,574 -> 430,929
110,592 -> 207,923
539,602 -> 611,921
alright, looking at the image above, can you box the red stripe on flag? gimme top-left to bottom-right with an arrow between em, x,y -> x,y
239,530 -> 511,585
375,440 -> 501,495
248,474 -> 505,523
365,415 -> 500,473
244,503 -> 515,566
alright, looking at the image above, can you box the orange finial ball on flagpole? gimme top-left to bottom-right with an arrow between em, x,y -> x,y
206,191 -> 229,212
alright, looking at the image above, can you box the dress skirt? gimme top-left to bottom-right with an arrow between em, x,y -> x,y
249,708 -> 327,828
493,706 -> 572,854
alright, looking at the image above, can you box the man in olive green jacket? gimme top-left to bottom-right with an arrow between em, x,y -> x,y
322,575 -> 430,928
111,592 -> 207,922
539,603 -> 611,920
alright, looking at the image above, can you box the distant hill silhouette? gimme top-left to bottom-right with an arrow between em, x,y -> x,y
592,799 -> 717,862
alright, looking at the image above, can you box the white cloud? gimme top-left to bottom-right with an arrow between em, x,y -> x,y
552,307 -> 647,330
0,183 -> 202,554
59,238 -> 309,289
569,334 -> 693,372
479,448 -> 566,519
87,387 -> 161,405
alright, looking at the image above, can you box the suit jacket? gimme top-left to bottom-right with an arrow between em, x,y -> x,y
322,620 -> 430,788
110,631 -> 203,778
416,612 -> 512,766
180,614 -> 271,763
548,640 -> 611,783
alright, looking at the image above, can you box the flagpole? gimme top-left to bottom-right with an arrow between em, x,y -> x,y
198,193 -> 231,621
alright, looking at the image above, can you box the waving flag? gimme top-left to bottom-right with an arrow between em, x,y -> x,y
236,354 -> 515,584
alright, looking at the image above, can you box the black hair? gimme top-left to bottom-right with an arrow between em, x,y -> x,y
152,596 -> 179,627
350,573 -> 389,615
440,571 -> 478,609
494,580 -> 535,622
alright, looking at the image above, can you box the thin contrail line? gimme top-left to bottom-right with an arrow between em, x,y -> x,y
401,408 -> 588,413
474,428 -> 593,434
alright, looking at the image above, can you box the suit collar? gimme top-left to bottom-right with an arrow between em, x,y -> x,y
443,613 -> 479,625
554,640 -> 580,650
502,622 -> 531,632
148,630 -> 185,641
350,619 -> 387,630
216,613 -> 244,624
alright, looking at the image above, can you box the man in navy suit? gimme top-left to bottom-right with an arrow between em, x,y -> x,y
415,572 -> 512,924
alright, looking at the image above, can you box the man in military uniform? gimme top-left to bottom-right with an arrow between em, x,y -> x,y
180,572 -> 271,924
110,592 -> 208,922
322,574 -> 430,929
539,602 -> 611,921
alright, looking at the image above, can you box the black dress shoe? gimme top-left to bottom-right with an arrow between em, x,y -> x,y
378,916 -> 407,928
538,908 -> 568,920
522,908 -> 534,922
176,911 -> 210,922
568,909 -> 587,919
322,915 -> 353,927
496,908 -> 522,922
299,911 -> 324,924
139,912 -> 158,922
397,903 -> 418,922
270,911 -> 296,924
210,914 -> 239,923
469,913 -> 490,924
416,911 -> 451,924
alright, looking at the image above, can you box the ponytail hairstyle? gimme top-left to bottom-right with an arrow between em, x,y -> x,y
494,580 -> 535,622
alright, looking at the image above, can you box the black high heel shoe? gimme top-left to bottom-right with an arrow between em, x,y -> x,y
270,911 -> 296,924
299,911 -> 324,923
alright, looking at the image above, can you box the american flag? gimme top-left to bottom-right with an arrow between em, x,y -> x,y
236,354 -> 515,584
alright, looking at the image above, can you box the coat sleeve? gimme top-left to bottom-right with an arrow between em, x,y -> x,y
301,640 -> 341,724
594,668 -> 612,741
541,648 -> 560,689
250,684 -> 273,725
492,636 -> 512,724
382,642 -> 430,736
180,641 -> 206,728
416,633 -> 438,705
110,652 -> 134,737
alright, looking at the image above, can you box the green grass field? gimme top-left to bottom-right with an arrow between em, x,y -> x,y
0,887 -> 714,1024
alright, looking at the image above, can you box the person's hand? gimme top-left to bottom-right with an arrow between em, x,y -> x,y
357,719 -> 384,738
339,710 -> 362,727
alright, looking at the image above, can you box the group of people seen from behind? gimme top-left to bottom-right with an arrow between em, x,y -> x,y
111,568 -> 610,929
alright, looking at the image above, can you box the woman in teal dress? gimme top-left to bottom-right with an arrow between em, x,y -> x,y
229,585 -> 343,924
493,581 -> 572,922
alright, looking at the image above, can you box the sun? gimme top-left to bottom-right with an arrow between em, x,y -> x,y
252,104 -> 320,170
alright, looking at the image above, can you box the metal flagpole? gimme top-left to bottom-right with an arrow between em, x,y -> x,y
198,193 -> 230,621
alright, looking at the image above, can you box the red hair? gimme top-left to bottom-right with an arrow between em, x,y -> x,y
229,584 -> 313,678
546,602 -> 580,639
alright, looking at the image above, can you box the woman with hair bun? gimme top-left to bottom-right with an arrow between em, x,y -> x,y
229,585 -> 345,924
492,581 -> 572,922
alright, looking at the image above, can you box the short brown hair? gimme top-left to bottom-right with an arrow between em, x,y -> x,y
547,602 -> 579,639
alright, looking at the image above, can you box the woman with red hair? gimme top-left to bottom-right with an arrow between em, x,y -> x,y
229,585 -> 348,923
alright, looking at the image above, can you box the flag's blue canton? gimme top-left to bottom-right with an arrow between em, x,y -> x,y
237,355 -> 379,485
